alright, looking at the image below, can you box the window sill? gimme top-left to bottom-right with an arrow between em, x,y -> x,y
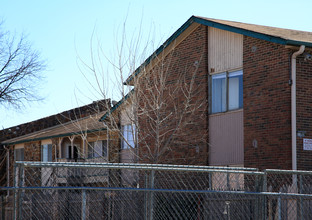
209,108 -> 243,117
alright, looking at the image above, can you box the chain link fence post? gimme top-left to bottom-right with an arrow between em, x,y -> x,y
81,189 -> 86,220
13,163 -> 17,220
277,194 -> 281,220
18,164 -> 24,220
1,193 -> 5,220
263,170 -> 267,220
299,174 -> 303,220
149,170 -> 155,220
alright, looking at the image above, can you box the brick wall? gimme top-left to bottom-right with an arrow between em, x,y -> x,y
296,54 -> 312,170
243,36 -> 293,170
137,25 -> 209,165
0,99 -> 112,187
24,141 -> 41,161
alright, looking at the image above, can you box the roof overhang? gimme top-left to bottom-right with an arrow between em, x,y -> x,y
125,15 -> 312,85
2,112 -> 108,146
99,89 -> 134,122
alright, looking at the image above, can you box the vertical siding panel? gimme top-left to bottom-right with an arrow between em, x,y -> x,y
120,103 -> 135,163
208,26 -> 244,166
209,110 -> 244,166
120,103 -> 134,125
208,27 -> 243,73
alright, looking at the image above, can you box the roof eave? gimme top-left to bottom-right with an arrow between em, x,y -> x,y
124,16 -> 290,85
124,15 -> 312,85
285,40 -> 312,48
194,17 -> 312,48
124,16 -> 197,85
2,128 -> 108,146
99,89 -> 134,122
193,17 -> 288,45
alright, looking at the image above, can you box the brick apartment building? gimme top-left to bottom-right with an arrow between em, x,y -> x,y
113,16 -> 312,171
2,15 -> 312,174
0,99 -> 120,187
4,15 -> 312,219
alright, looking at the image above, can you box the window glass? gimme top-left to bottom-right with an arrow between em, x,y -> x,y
94,141 -> 102,157
88,140 -> 108,158
42,145 -> 48,162
102,140 -> 108,157
212,73 -> 226,113
41,144 -> 52,162
229,70 -> 243,110
15,148 -> 24,161
121,124 -> 135,149
211,70 -> 243,113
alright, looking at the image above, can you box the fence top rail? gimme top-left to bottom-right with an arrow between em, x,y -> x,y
16,161 -> 257,171
264,169 -> 312,175
2,186 -> 312,198
15,161 -> 263,175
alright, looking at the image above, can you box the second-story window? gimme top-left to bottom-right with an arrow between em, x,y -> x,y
121,124 -> 135,149
211,70 -> 243,114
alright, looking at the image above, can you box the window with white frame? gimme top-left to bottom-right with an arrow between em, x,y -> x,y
41,144 -> 52,162
14,148 -> 24,161
211,70 -> 243,114
121,124 -> 135,149
88,140 -> 108,158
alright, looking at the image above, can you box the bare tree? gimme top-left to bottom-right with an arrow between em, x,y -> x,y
132,50 -> 207,164
0,23 -> 46,109
78,21 -> 208,165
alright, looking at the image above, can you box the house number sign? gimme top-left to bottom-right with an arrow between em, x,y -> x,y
303,138 -> 312,151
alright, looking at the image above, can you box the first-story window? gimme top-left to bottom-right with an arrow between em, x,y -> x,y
41,144 -> 52,162
14,148 -> 24,161
121,124 -> 135,149
88,140 -> 108,158
211,70 -> 243,113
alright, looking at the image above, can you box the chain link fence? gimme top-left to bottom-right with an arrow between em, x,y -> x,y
1,162 -> 312,219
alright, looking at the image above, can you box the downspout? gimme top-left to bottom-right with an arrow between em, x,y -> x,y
291,45 -> 305,171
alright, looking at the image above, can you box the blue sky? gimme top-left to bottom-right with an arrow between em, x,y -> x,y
1,0 -> 312,129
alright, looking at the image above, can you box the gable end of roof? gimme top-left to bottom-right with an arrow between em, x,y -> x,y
125,15 -> 312,85
193,16 -> 287,45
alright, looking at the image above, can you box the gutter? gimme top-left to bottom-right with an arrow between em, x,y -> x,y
291,45 -> 305,171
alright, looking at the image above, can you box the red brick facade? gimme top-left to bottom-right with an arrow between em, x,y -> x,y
137,25 -> 209,165
136,25 -> 312,170
2,18 -> 312,172
297,56 -> 312,170
0,99 -> 114,187
243,36 -> 293,170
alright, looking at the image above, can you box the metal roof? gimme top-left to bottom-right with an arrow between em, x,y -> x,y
2,112 -> 107,145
